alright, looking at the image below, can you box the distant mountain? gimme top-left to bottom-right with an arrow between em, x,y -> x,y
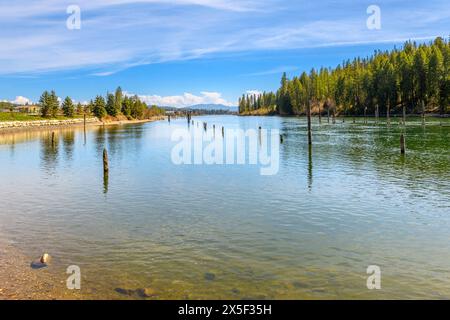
188,104 -> 238,112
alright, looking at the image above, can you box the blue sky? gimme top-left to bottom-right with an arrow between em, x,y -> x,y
0,0 -> 449,107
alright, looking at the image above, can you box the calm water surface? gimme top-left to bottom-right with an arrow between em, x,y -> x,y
0,116 -> 449,299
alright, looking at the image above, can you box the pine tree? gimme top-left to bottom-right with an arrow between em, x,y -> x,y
114,87 -> 123,115
61,96 -> 75,117
106,93 -> 117,117
48,91 -> 59,118
241,38 -> 449,117
39,91 -> 50,117
93,95 -> 107,119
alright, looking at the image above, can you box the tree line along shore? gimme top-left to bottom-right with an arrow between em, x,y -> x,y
239,37 -> 450,118
0,87 -> 165,122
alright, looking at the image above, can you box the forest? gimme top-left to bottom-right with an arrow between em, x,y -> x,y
239,37 -> 450,117
38,87 -> 165,120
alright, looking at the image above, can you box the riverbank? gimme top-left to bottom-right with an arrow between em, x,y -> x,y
0,116 -> 165,134
0,240 -> 84,300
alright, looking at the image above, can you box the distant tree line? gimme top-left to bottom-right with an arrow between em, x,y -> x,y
38,87 -> 164,119
239,37 -> 450,116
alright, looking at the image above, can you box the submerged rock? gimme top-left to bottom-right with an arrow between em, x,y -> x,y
114,288 -> 134,296
115,287 -> 158,298
30,253 -> 51,269
136,288 -> 158,298
40,253 -> 51,264
204,272 -> 216,281
292,281 -> 309,289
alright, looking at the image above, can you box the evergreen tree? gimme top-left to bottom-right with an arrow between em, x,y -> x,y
122,96 -> 132,117
39,91 -> 50,117
238,37 -> 450,117
61,96 -> 75,117
106,93 -> 117,117
114,87 -> 123,115
93,95 -> 107,119
49,91 -> 59,118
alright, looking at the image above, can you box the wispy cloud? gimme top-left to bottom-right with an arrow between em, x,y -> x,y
0,0 -> 448,75
244,66 -> 299,77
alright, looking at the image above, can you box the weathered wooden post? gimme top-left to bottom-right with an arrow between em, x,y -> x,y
103,148 -> 109,174
168,115 -> 171,123
364,107 -> 367,124
318,104 -> 322,124
307,102 -> 312,145
375,104 -> 379,123
400,134 -> 406,154
402,105 -> 406,125
280,134 -> 284,144
387,101 -> 391,125
203,122 -> 207,132
422,100 -> 425,126
307,144 -> 313,189
222,126 -> 224,138
327,106 -> 330,124
51,132 -> 56,147
83,113 -> 86,129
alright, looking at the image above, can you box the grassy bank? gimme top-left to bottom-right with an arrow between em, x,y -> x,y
239,107 -> 277,116
0,112 -> 84,122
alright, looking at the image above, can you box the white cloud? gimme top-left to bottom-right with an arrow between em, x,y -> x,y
0,1 -> 447,74
124,91 -> 236,108
11,96 -> 33,105
244,66 -> 299,77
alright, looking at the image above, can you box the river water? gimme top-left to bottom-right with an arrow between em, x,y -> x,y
0,115 -> 449,299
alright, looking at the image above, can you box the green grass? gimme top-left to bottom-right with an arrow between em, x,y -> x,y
0,112 -> 84,122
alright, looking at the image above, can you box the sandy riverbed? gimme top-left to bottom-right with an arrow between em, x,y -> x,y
0,240 -> 85,300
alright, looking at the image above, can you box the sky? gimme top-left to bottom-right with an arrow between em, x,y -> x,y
0,0 -> 449,107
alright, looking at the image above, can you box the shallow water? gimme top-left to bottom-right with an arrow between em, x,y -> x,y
0,116 -> 449,299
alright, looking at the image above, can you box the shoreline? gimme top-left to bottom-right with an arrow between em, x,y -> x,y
0,117 -> 165,135
239,112 -> 450,118
0,240 -> 84,300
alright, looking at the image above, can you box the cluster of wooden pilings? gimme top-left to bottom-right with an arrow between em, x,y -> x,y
310,104 -> 413,154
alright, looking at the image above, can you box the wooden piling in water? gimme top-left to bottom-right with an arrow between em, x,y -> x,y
421,100 -> 425,126
402,105 -> 406,125
222,126 -> 224,137
318,104 -> 322,124
51,132 -> 56,147
375,104 -> 379,123
364,107 -> 367,124
307,102 -> 312,145
400,134 -> 405,154
327,107 -> 330,124
280,134 -> 284,144
387,101 -> 391,125
103,148 -> 109,173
